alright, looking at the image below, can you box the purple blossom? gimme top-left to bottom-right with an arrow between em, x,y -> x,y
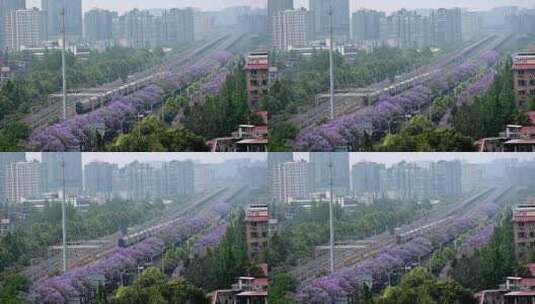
294,52 -> 500,151
29,51 -> 233,151
295,190 -> 505,302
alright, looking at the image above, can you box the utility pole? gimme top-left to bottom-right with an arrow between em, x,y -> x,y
61,154 -> 67,273
329,153 -> 335,274
329,0 -> 335,120
61,3 -> 67,120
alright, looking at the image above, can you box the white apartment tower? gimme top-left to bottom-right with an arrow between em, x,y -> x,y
6,161 -> 42,203
272,8 -> 313,51
272,160 -> 312,203
4,8 -> 44,51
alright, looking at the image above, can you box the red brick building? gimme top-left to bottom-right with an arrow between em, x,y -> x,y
512,52 -> 535,108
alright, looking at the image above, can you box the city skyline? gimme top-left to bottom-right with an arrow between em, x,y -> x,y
23,0 -> 535,14
22,152 -> 535,167
295,152 -> 535,166
27,152 -> 268,166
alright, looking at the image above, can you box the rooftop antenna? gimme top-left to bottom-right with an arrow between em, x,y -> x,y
61,2 -> 67,121
329,0 -> 335,120
329,153 -> 335,274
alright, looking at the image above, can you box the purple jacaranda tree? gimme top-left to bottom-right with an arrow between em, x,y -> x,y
29,51 -> 233,151
295,193 -> 504,302
294,51 -> 500,151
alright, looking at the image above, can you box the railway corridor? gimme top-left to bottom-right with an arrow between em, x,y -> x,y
21,34 -> 244,129
290,35 -> 509,130
289,187 -> 512,285
21,186 -> 242,284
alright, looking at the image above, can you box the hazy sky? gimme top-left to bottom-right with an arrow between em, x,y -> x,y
26,153 -> 535,167
25,0 -> 534,14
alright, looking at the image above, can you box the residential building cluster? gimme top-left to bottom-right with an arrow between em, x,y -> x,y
268,152 -> 350,204
0,0 -> 195,52
352,160 -> 463,202
0,153 -> 267,205
267,0 -> 466,51
267,153 -> 510,205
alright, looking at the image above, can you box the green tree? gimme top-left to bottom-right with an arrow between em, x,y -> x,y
380,116 -> 474,152
376,268 -> 474,304
110,117 -> 208,152
268,273 -> 298,304
112,267 -> 207,304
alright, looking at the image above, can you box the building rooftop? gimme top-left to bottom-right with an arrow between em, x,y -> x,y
245,52 -> 269,70
513,205 -> 535,223
505,291 -> 535,297
245,204 -> 270,222
513,52 -> 535,70
236,291 -> 268,297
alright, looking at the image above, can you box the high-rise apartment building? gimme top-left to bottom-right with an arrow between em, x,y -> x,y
6,161 -> 43,203
268,152 -> 293,201
162,8 -> 194,44
113,8 -> 195,48
4,8 -> 45,51
352,9 -> 384,41
42,0 -> 82,38
309,0 -> 350,40
461,11 -> 482,41
352,162 -> 385,200
0,0 -> 25,48
271,160 -> 312,203
84,161 -> 116,198
162,160 -> 194,198
310,152 -> 350,195
431,8 -> 462,45
267,0 -> 293,34
431,160 -> 462,198
125,161 -> 162,201
41,152 -> 82,196
84,9 -> 115,42
0,152 -> 25,201
272,8 -> 313,51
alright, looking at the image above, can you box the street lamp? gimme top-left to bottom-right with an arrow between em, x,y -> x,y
329,153 -> 335,274
329,0 -> 335,120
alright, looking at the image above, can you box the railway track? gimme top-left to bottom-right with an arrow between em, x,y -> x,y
289,187 -> 510,284
291,35 -> 510,130
19,34 -> 245,129
21,187 -> 235,283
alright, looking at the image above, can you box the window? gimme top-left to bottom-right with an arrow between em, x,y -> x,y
251,232 -> 258,238
518,80 -> 527,87
519,70 -> 525,75
531,90 -> 535,96
519,90 -> 526,96
530,80 -> 535,86
519,232 -> 526,238
251,80 -> 258,86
